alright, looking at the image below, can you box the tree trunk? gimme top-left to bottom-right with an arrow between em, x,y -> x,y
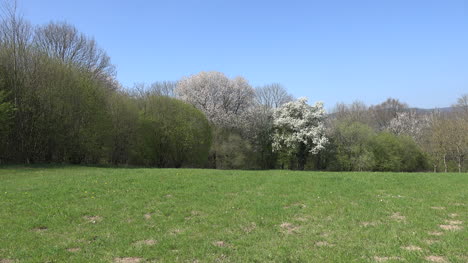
443,153 -> 447,173
213,152 -> 217,169
458,156 -> 462,173
296,143 -> 307,171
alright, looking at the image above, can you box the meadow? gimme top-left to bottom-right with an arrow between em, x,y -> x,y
0,167 -> 466,262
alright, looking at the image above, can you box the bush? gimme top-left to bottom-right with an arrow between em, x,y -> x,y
370,132 -> 427,172
326,121 -> 376,171
209,128 -> 257,169
324,121 -> 428,172
107,92 -> 139,164
0,89 -> 14,163
133,96 -> 212,167
35,61 -> 112,164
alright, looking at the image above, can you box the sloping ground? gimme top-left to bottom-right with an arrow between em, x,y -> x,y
0,167 -> 466,262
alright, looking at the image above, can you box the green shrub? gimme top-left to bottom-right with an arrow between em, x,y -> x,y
327,121 -> 376,171
370,132 -> 427,172
209,128 -> 257,169
133,96 -> 212,167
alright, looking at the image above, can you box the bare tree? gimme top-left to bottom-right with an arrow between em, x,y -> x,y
452,94 -> 468,119
34,21 -> 115,79
369,98 -> 408,130
255,83 -> 293,108
150,81 -> 176,97
0,0 -> 32,105
445,117 -> 467,173
332,100 -> 370,124
0,0 -> 36,162
429,117 -> 453,173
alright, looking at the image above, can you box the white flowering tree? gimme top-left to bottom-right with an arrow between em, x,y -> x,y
387,111 -> 430,144
272,97 -> 328,170
176,71 -> 256,168
175,71 -> 255,128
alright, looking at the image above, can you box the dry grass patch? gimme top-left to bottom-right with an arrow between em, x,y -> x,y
169,228 -> 183,235
425,256 -> 447,262
133,240 -> 157,246
373,256 -> 403,262
114,257 -> 143,263
212,241 -> 229,247
424,239 -> 439,245
0,259 -> 15,263
448,213 -> 458,218
83,215 -> 102,223
214,254 -> 228,262
284,203 -> 307,209
390,212 -> 405,221
428,231 -> 443,236
444,220 -> 462,225
361,221 -> 379,227
32,226 -> 48,232
430,207 -> 445,210
190,210 -> 201,216
315,241 -> 334,247
143,213 -> 152,220
280,222 -> 300,234
242,222 -> 257,233
293,216 -> 309,222
401,245 -> 422,251
66,248 -> 81,252
185,210 -> 203,220
439,224 -> 463,231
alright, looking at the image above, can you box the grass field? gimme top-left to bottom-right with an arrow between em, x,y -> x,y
0,167 -> 466,263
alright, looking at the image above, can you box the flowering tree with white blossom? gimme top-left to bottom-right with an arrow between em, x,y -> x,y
175,71 -> 256,168
272,97 -> 328,170
175,71 -> 255,129
387,111 -> 430,144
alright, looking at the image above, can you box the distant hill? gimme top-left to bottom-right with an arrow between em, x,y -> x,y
410,107 -> 454,114
327,107 -> 455,118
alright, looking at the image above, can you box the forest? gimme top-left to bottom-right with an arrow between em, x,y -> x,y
0,3 -> 467,172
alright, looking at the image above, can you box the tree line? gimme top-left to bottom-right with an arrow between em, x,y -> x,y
0,2 -> 466,172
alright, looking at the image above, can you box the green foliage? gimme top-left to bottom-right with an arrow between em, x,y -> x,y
243,107 -> 277,169
107,92 -> 139,164
327,121 -> 376,171
0,90 -> 14,132
325,121 -> 427,172
210,128 -> 255,169
0,13 -> 452,171
32,58 -> 112,163
0,89 -> 15,161
133,96 -> 212,167
1,41 -> 213,167
370,132 -> 427,172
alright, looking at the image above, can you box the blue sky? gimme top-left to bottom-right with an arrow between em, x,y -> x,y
20,0 -> 468,109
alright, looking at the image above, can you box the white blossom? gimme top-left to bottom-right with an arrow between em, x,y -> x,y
272,97 -> 328,154
388,111 -> 430,143
175,71 -> 254,128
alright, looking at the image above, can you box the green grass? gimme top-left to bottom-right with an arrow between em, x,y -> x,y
0,167 -> 466,263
